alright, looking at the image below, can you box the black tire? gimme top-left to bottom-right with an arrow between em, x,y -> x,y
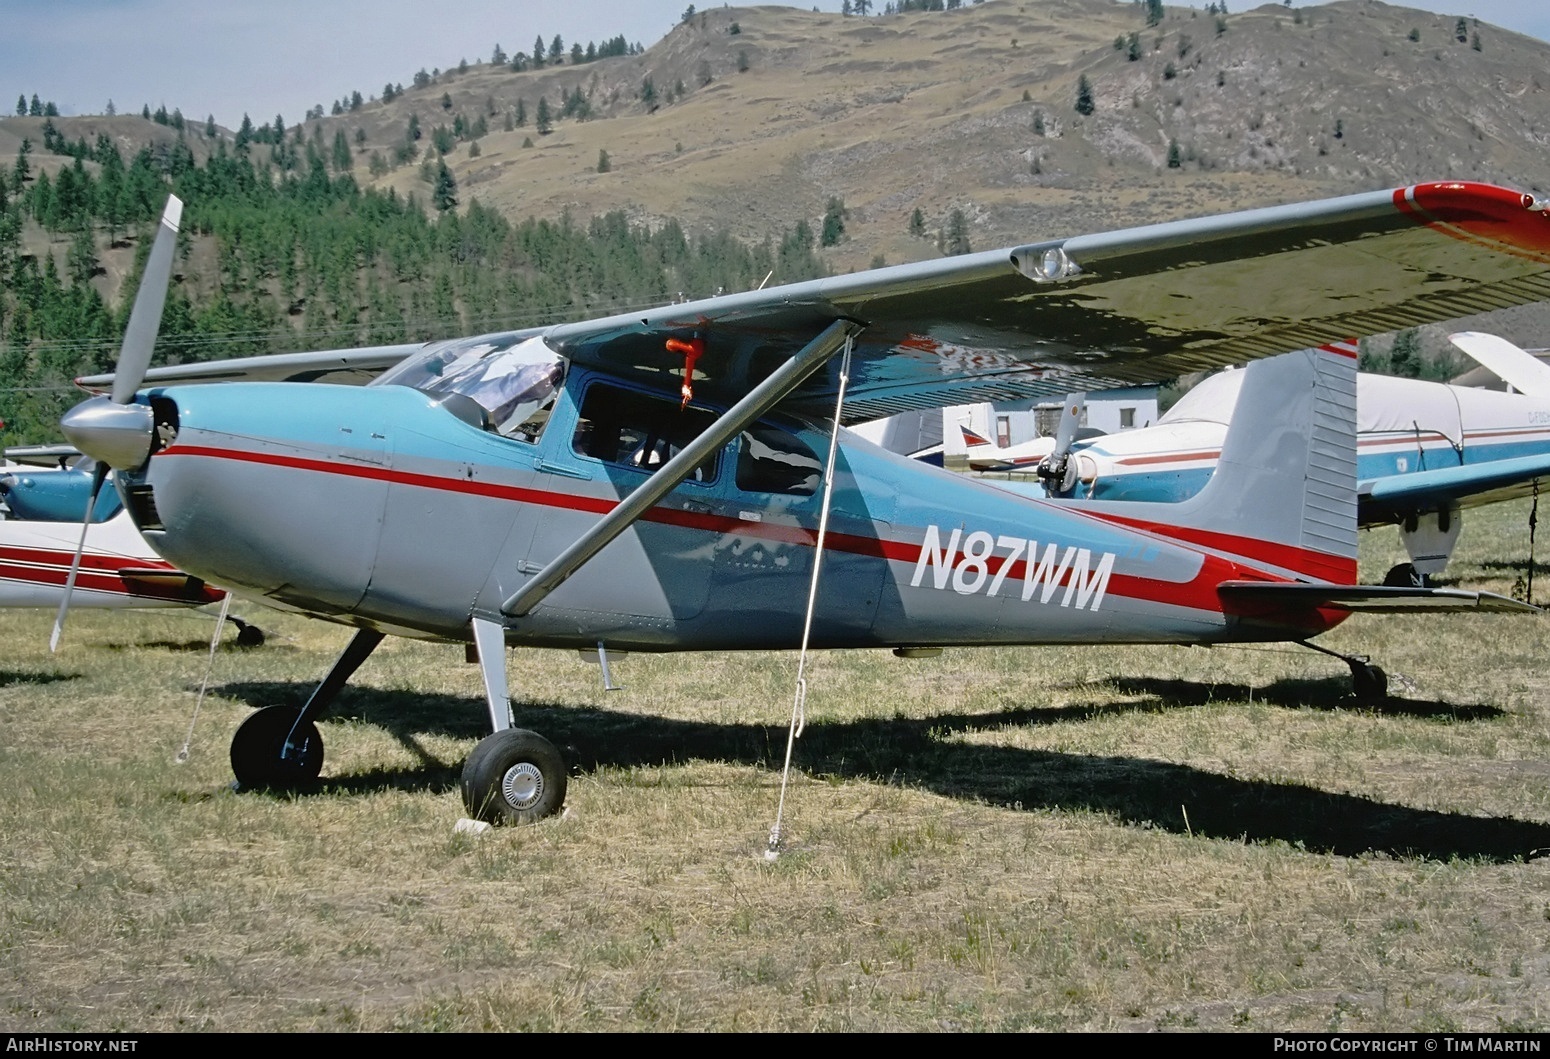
230,705 -> 324,790
461,728 -> 567,825
1383,563 -> 1430,588
233,622 -> 265,648
1352,663 -> 1388,707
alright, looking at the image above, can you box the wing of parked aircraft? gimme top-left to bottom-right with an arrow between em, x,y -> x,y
536,183 -> 1550,422
1449,331 -> 1550,398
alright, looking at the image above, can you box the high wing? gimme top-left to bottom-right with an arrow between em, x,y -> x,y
72,183 -> 1550,412
1359,453 -> 1550,524
75,342 -> 427,392
543,182 -> 1550,421
1,443 -> 80,468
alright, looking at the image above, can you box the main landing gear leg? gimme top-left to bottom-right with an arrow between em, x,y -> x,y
1298,640 -> 1388,707
460,616 -> 567,825
230,627 -> 385,790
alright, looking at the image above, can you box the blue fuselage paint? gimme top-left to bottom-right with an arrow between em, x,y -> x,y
117,374 -> 1339,652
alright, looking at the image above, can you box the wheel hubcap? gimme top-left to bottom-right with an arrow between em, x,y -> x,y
501,762 -> 544,810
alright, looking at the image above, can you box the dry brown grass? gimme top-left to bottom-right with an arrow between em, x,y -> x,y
1,499 -> 1547,1031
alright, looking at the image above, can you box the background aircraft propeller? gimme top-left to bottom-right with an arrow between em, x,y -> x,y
1034,392 -> 1087,496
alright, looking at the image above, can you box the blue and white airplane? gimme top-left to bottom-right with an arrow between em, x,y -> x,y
55,182 -> 1550,827
981,335 -> 1550,584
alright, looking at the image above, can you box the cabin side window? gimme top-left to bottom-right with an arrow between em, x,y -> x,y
571,382 -> 719,482
737,424 -> 820,496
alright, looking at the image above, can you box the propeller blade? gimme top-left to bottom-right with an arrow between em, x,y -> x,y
1051,392 -> 1087,458
1036,392 -> 1086,495
49,463 -> 110,653
111,195 -> 183,405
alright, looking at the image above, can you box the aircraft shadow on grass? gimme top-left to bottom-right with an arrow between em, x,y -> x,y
0,668 -> 81,689
215,677 -> 1550,864
1100,675 -> 1506,721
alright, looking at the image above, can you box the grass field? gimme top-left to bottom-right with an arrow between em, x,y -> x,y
1,499 -> 1547,1032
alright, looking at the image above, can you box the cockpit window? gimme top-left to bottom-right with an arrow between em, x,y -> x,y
572,382 -> 718,482
373,331 -> 566,441
737,424 -> 820,496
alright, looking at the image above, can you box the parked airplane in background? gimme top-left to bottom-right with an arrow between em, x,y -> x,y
0,459 -> 268,643
58,183 -> 1550,829
980,335 -> 1550,584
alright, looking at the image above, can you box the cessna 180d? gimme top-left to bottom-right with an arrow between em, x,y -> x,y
971,333 -> 1550,585
58,183 -> 1550,828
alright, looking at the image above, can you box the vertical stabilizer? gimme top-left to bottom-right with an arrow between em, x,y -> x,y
1100,343 -> 1358,583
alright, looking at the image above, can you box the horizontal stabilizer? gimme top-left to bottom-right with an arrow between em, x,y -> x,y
1219,581 -> 1538,614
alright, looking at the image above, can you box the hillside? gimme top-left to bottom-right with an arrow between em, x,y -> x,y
335,1 -> 1550,266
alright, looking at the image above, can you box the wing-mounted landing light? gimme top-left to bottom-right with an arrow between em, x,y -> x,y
51,194 -> 182,651
1012,245 -> 1081,284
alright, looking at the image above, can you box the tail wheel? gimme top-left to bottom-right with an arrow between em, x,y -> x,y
461,728 -> 567,825
230,705 -> 324,790
1352,663 -> 1388,707
232,620 -> 266,648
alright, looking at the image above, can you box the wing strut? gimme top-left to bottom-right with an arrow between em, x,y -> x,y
500,318 -> 864,617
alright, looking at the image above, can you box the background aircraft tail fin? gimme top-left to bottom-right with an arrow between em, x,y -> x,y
960,424 -> 993,448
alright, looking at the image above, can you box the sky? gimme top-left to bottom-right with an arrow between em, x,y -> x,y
1,1 -> 1547,129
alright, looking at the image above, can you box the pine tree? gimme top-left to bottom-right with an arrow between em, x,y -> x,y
944,208 -> 971,255
433,160 -> 458,212
332,128 -> 352,173
820,197 -> 847,247
535,97 -> 552,134
1074,75 -> 1095,116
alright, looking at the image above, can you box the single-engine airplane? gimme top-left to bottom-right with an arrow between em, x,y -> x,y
985,334 -> 1550,584
59,183 -> 1550,827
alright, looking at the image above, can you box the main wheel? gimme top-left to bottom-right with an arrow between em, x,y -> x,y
461,728 -> 567,825
230,705 -> 324,790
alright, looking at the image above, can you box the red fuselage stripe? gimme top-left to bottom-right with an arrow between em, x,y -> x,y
160,443 -> 1349,619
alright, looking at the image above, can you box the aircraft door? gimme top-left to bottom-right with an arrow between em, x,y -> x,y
705,423 -> 888,647
515,377 -> 713,627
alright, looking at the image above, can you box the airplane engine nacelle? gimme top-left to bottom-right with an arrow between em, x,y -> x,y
119,384 -> 392,616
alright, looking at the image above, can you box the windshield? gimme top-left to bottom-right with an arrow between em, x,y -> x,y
375,331 -> 567,439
